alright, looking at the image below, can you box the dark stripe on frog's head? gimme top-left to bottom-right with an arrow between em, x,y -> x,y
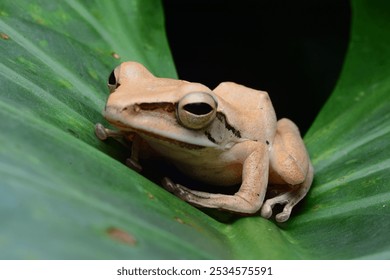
204,112 -> 242,145
216,113 -> 241,138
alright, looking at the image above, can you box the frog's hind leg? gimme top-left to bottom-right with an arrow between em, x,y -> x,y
264,118 -> 314,222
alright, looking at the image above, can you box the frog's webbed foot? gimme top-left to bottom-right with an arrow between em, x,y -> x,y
261,187 -> 305,222
95,123 -> 143,172
261,164 -> 314,222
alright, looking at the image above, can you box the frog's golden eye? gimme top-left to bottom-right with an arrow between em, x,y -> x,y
107,69 -> 120,93
177,92 -> 217,130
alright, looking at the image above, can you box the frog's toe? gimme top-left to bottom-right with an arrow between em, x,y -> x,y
260,202 -> 273,219
161,177 -> 187,199
125,158 -> 142,172
95,123 -> 108,140
94,123 -> 124,140
161,177 -> 214,202
161,177 -> 177,193
261,192 -> 293,222
262,190 -> 304,222
275,205 -> 293,222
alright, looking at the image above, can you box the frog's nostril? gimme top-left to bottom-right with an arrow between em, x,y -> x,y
108,70 -> 116,85
107,67 -> 121,93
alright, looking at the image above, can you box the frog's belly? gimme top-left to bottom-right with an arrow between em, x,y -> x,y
174,160 -> 242,186
143,136 -> 242,186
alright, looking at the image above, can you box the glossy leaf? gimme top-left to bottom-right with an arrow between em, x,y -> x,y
0,0 -> 227,260
0,0 -> 389,260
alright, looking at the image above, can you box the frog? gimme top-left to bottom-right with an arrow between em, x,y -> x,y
95,61 -> 314,222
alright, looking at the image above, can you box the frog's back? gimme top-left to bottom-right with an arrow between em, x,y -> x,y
213,82 -> 277,142
213,82 -> 269,110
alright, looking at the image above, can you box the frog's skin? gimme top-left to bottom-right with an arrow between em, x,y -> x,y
95,61 -> 314,222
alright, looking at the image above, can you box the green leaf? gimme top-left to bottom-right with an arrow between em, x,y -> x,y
1,0 -> 389,259
289,0 -> 390,259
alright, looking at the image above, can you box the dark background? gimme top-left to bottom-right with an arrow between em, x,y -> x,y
162,0 -> 351,134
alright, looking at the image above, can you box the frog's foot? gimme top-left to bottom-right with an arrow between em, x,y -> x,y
260,190 -> 298,222
95,123 -> 124,140
262,163 -> 313,222
125,158 -> 142,173
261,183 -> 311,222
162,177 -> 196,200
95,123 -> 143,172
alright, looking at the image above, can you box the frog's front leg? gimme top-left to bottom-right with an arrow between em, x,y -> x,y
262,118 -> 314,222
95,123 -> 142,172
162,144 -> 269,214
95,123 -> 125,140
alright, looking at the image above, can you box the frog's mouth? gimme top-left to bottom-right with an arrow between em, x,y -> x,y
133,127 -> 210,150
112,121 -> 212,150
104,104 -> 219,149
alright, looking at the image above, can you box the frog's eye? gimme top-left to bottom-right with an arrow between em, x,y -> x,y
176,92 -> 218,130
107,69 -> 120,93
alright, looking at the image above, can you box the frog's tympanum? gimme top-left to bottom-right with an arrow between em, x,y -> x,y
95,61 -> 313,222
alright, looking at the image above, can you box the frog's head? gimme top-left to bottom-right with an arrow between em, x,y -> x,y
103,62 -> 222,148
